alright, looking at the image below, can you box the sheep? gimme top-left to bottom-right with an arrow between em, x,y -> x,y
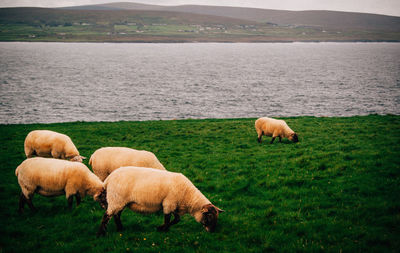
15,157 -> 105,212
89,147 -> 166,181
96,166 -> 224,236
24,130 -> 85,162
255,117 -> 299,144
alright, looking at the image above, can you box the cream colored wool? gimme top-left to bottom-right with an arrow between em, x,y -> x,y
255,117 -> 298,143
89,147 -> 166,181
104,166 -> 211,223
15,157 -> 104,201
24,130 -> 85,162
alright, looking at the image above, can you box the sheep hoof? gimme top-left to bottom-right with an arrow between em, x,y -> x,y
96,230 -> 106,237
157,225 -> 169,232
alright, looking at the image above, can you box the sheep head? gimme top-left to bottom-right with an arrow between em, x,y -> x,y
94,189 -> 108,210
289,133 -> 299,143
199,204 -> 224,232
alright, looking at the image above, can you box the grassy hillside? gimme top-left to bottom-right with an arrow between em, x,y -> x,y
0,115 -> 399,252
0,7 -> 399,42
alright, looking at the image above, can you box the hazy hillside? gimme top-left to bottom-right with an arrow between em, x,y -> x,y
0,7 -> 255,26
1,4 -> 399,42
69,2 -> 400,32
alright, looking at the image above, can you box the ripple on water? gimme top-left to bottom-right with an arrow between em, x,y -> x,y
0,42 -> 399,123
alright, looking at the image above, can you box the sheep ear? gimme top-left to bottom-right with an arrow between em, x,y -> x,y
201,204 -> 213,213
216,207 -> 225,213
80,156 -> 87,160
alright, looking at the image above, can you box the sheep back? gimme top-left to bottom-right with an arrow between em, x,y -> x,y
16,157 -> 102,199
24,130 -> 81,161
89,147 -> 166,181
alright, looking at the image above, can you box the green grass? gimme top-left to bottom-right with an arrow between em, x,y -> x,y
0,115 -> 399,252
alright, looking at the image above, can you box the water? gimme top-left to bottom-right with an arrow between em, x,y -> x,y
0,42 -> 399,124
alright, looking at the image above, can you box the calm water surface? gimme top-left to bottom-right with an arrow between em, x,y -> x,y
0,42 -> 399,124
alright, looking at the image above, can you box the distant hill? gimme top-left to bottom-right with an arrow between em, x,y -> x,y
65,2 -> 400,32
0,7 -> 254,26
0,3 -> 399,43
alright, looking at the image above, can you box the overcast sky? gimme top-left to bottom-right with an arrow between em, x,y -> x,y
1,0 -> 399,16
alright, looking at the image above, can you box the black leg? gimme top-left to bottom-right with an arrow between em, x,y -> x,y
97,213 -> 112,237
76,194 -> 81,206
25,195 -> 36,212
270,137 -> 276,144
169,213 -> 181,226
114,210 -> 123,231
279,136 -> 282,143
157,213 -> 171,232
257,136 -> 262,143
18,193 -> 26,213
67,195 -> 73,209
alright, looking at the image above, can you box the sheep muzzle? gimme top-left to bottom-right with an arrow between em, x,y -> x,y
291,133 -> 299,143
200,204 -> 224,232
69,155 -> 86,163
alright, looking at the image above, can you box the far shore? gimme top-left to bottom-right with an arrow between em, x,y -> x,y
1,38 -> 400,43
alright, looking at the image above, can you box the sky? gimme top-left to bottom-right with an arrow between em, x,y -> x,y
1,0 -> 399,17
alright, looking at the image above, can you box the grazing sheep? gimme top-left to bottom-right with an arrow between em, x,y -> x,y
97,166 -> 224,236
24,130 -> 85,162
15,157 -> 104,212
255,117 -> 299,144
89,147 -> 166,181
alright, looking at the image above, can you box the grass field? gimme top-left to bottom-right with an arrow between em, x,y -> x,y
1,23 -> 399,43
0,115 -> 399,252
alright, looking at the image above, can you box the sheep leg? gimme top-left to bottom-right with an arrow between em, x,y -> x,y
257,132 -> 263,143
157,213 -> 172,232
18,193 -> 26,213
270,137 -> 276,144
51,150 -> 61,159
97,212 -> 112,237
20,192 -> 36,212
113,210 -> 123,231
67,193 -> 81,208
169,213 -> 181,226
25,148 -> 34,158
26,196 -> 36,212
67,195 -> 74,209
279,136 -> 282,143
157,212 -> 180,231
75,194 -> 81,206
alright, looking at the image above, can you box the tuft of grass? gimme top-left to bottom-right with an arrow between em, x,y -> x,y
0,115 -> 399,252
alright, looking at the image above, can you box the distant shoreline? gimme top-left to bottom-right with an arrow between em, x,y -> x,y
2,7 -> 399,44
2,115 -> 400,126
1,39 -> 400,43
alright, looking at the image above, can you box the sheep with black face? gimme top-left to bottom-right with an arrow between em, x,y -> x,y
97,166 -> 224,236
255,117 -> 299,144
24,130 -> 85,162
15,157 -> 104,212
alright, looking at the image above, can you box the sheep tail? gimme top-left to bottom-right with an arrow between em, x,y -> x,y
15,166 -> 20,177
89,155 -> 93,167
